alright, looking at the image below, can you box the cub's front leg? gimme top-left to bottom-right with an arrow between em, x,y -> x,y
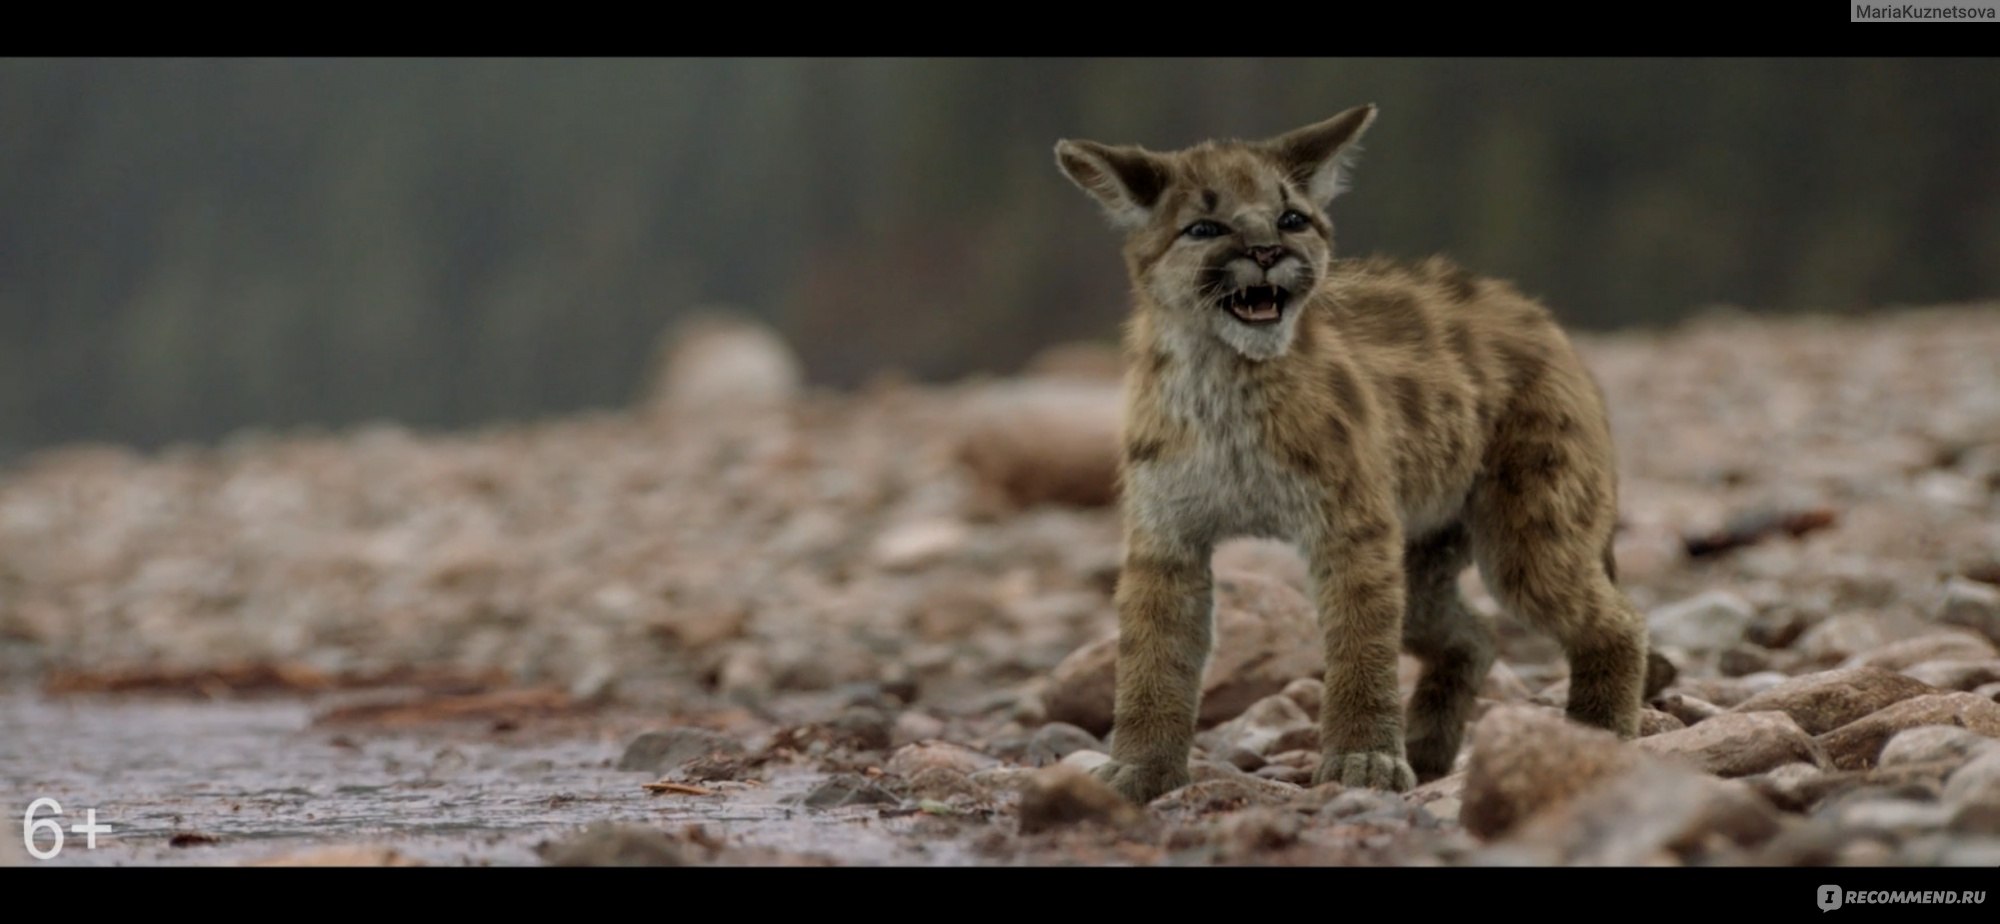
1310,506 -> 1417,792
1092,537 -> 1213,804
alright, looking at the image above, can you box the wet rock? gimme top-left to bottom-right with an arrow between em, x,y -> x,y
1196,693 -> 1316,760
1636,711 -> 1828,776
1938,577 -> 2000,644
1903,659 -> 2000,692
1878,726 -> 2000,769
1016,765 -> 1142,833
829,705 -> 893,751
1845,631 -> 1997,671
1647,590 -> 1753,652
1729,666 -> 1937,735
617,728 -> 744,773
886,741 -> 998,777
678,751 -> 752,782
954,381 -> 1122,512
970,765 -> 1038,791
1639,709 -> 1686,737
539,822 -> 689,866
870,519 -> 969,572
1459,705 -> 1641,839
1044,570 -> 1321,735
797,774 -> 902,809
906,767 -> 985,803
1487,761 -> 1782,865
1817,692 -> 2000,770
1653,693 -> 1724,727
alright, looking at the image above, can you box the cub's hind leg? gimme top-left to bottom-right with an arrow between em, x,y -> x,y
1467,372 -> 1646,737
1401,522 -> 1495,780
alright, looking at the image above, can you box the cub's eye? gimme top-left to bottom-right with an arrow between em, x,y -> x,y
1276,210 -> 1311,232
1181,220 -> 1229,240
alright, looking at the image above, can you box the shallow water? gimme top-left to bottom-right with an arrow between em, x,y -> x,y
1,693 -> 973,866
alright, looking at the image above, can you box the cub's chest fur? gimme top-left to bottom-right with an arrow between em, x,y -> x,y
1122,344 -> 1323,550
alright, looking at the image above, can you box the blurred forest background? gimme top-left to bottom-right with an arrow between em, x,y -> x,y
3,57 -> 1996,457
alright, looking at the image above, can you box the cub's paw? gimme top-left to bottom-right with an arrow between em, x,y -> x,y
1090,760 -> 1191,805
1313,750 -> 1417,792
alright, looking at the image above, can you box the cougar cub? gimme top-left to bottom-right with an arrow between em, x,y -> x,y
1055,105 -> 1650,803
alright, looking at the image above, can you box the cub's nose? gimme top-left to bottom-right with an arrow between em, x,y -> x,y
1247,245 -> 1286,269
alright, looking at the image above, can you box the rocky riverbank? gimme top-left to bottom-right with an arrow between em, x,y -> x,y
4,306 -> 1998,866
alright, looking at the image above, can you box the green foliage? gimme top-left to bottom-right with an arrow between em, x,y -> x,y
2,58 -> 1995,452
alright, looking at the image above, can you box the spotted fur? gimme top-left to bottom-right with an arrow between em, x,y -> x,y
1056,105 -> 1650,803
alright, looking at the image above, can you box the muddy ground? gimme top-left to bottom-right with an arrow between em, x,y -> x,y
4,307 -> 2000,866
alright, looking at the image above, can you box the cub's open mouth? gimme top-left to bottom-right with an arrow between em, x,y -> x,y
1220,285 -> 1290,325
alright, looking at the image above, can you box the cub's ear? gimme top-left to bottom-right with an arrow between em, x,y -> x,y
1260,104 -> 1377,208
1054,139 -> 1171,230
